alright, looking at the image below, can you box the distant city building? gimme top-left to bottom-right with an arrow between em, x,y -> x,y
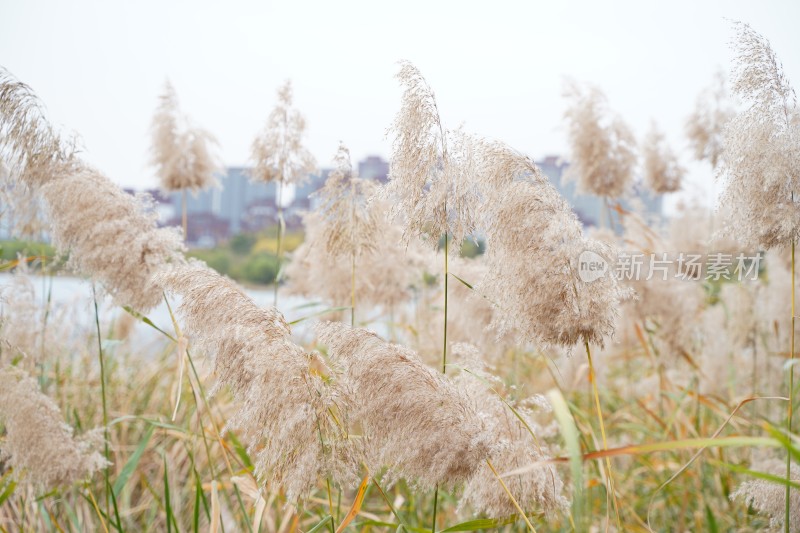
358,156 -> 390,183
109,153 -> 660,247
154,156 -> 389,245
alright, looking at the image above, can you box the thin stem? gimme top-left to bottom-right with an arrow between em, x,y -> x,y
92,286 -> 110,519
351,249 -> 356,327
787,237 -> 795,533
431,485 -> 439,533
182,189 -> 188,243
274,180 -> 284,307
443,234 -> 449,374
585,341 -> 622,530
351,180 -> 356,327
326,478 -> 335,533
486,459 -> 536,532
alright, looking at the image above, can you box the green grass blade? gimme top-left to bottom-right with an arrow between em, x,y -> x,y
438,516 -> 517,531
547,388 -> 584,529
113,425 -> 155,497
307,516 -> 332,533
0,473 -> 17,507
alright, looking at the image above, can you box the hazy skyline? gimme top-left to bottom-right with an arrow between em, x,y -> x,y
2,0 -> 799,208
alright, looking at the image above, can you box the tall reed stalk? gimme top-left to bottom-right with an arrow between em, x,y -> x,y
274,180 -> 284,307
787,237 -> 795,533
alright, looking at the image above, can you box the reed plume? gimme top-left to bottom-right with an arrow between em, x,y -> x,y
0,262 -> 67,366
642,121 -> 684,194
0,366 -> 107,487
156,262 -> 351,500
685,70 -> 734,169
1,70 -> 186,311
39,165 -> 185,311
250,80 -> 316,188
732,456 -> 800,532
386,61 -> 481,249
452,344 -> 568,518
287,143 -> 422,319
150,80 -> 220,194
719,22 -> 800,249
250,80 -> 317,305
476,140 -> 628,347
315,321 -> 491,490
0,68 -> 77,187
563,81 -> 636,199
313,143 -> 378,258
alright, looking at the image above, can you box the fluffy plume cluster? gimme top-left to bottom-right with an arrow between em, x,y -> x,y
732,456 -> 800,532
155,263 -> 350,499
309,143 -> 379,258
250,80 -> 316,188
719,22 -> 800,249
315,321 -> 491,489
288,143 -> 424,314
0,263 -> 65,366
476,141 -> 628,347
0,366 -> 106,487
150,81 -> 220,193
0,68 -> 76,186
620,211 -> 706,358
685,71 -> 734,169
387,61 -> 481,248
410,256 -> 514,364
288,201 -> 421,314
563,81 -> 637,198
0,70 -> 186,311
39,166 -> 185,310
452,344 -> 568,517
641,122 -> 684,194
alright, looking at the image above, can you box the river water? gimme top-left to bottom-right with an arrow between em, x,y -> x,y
0,272 -> 326,348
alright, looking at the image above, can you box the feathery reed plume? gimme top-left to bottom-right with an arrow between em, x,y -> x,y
38,165 -> 185,311
719,22 -> 800,249
150,80 -> 220,194
313,143 -> 378,259
0,261 -> 67,366
315,321 -> 491,490
156,262 -> 350,500
150,80 -> 220,239
721,27 -> 799,525
0,68 -> 76,186
286,213 -> 420,317
386,61 -> 481,249
1,69 -> 186,311
453,344 -> 568,518
250,80 -> 317,305
250,80 -> 316,187
563,81 -> 636,199
0,366 -> 107,487
286,143 -> 422,321
642,121 -> 684,194
732,457 -> 800,532
476,140 -> 628,347
685,70 -> 734,169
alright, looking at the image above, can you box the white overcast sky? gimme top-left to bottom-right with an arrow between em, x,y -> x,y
2,0 -> 799,207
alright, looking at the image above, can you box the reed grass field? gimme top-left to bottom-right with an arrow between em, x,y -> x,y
2,9 -> 800,533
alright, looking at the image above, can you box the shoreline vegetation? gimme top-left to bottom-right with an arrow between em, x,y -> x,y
1,232 -> 486,287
